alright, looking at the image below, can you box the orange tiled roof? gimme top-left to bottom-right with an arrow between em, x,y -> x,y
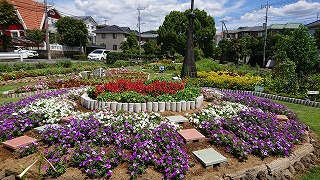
8,0 -> 45,30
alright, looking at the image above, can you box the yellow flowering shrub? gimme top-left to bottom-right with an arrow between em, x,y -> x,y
197,71 -> 263,90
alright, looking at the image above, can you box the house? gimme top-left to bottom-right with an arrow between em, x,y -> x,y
94,25 -> 131,52
0,0 -> 61,46
306,20 -> 320,36
140,33 -> 158,45
74,16 -> 98,45
217,23 -> 302,41
269,23 -> 302,35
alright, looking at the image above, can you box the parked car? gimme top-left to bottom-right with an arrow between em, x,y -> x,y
13,46 -> 39,58
87,49 -> 109,61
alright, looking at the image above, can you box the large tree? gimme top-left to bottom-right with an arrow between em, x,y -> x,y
0,0 -> 19,52
26,29 -> 45,49
157,9 -> 215,57
55,17 -> 88,48
120,32 -> 139,54
273,25 -> 318,74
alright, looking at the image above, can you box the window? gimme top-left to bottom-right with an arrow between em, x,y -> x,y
11,31 -> 18,37
102,33 -> 106,39
113,45 -> 117,50
113,33 -> 117,39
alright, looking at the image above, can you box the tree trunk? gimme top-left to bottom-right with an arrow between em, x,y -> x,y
1,25 -> 8,52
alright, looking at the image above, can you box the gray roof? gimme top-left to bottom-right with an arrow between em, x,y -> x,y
306,20 -> 320,28
238,26 -> 264,32
94,25 -> 131,34
73,16 -> 98,26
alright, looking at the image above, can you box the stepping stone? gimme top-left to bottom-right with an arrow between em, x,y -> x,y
193,148 -> 227,169
276,115 -> 289,122
2,136 -> 37,150
177,128 -> 205,144
166,115 -> 189,124
34,124 -> 60,133
61,115 -> 74,123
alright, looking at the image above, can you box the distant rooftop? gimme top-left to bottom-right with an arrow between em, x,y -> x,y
269,23 -> 302,29
94,25 -> 131,34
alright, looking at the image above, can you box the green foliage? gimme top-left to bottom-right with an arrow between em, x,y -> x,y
120,32 -> 139,53
0,63 -> 12,72
55,17 -> 88,47
107,52 -> 161,64
55,60 -> 72,68
196,58 -> 223,71
194,46 -> 204,61
314,25 -> 320,49
73,54 -> 88,60
26,29 -> 45,48
142,40 -> 160,55
0,0 -> 19,51
113,60 -> 128,68
157,9 -> 216,57
273,25 -> 318,74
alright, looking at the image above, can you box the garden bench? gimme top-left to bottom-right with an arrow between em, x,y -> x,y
307,91 -> 319,101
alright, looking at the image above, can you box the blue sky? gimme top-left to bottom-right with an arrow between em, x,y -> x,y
47,0 -> 320,33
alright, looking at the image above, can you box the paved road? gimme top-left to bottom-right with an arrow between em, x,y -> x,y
0,58 -> 88,64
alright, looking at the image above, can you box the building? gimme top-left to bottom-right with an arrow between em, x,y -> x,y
306,20 -> 320,36
217,23 -> 302,42
0,0 -> 61,46
94,25 -> 131,51
74,16 -> 98,45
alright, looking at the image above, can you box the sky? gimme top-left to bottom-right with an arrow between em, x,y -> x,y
46,0 -> 320,33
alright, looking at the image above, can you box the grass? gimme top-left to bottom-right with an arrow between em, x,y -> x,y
299,166 -> 320,180
0,82 -> 33,105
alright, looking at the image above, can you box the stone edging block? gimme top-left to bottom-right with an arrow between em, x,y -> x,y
80,93 -> 203,112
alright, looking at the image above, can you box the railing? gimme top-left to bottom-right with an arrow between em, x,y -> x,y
0,52 -> 24,61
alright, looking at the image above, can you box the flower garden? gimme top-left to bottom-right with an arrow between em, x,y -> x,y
0,69 -> 309,179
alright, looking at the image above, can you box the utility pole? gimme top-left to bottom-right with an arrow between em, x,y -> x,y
220,20 -> 224,39
262,2 -> 269,68
137,7 -> 145,56
44,0 -> 51,60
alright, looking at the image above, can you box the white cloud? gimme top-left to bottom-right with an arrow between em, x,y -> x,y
51,0 -> 320,33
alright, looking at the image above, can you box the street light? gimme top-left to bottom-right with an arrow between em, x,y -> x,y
181,0 -> 196,78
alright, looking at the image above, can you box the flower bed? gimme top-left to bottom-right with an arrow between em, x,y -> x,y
0,86 -> 308,179
197,71 -> 263,90
190,88 -> 306,160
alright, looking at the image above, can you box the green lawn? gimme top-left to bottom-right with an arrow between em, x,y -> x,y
0,82 -> 34,105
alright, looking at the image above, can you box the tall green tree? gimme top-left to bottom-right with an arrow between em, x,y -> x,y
26,29 -> 45,49
142,40 -> 160,55
157,9 -> 215,57
120,32 -> 139,54
55,17 -> 88,49
273,25 -> 318,74
0,0 -> 19,51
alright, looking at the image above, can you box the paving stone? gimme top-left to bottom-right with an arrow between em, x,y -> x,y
193,148 -> 227,168
276,115 -> 289,122
178,129 -> 206,144
2,136 -> 37,150
61,115 -> 74,123
34,124 -> 60,133
166,115 -> 189,123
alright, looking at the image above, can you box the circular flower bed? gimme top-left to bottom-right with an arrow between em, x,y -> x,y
0,87 -> 307,179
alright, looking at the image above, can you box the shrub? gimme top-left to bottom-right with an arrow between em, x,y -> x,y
0,63 -> 12,72
35,62 -> 50,69
113,60 -> 128,67
56,60 -> 72,68
196,58 -> 223,72
73,54 -> 88,61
